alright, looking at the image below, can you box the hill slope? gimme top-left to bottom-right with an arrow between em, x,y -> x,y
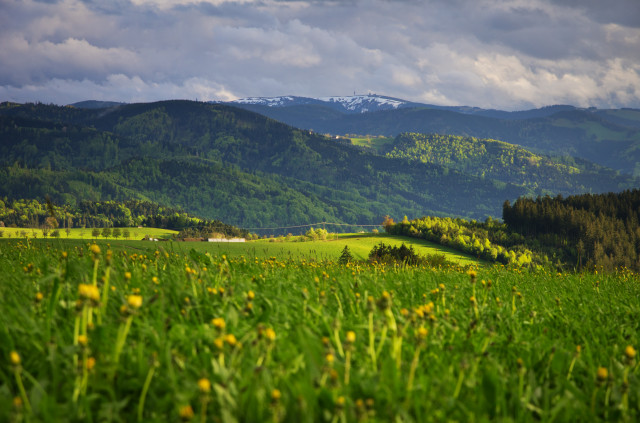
385,133 -> 635,195
0,101 -> 530,229
231,101 -> 640,176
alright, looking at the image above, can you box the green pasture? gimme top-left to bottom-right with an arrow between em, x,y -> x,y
349,136 -> 395,152
0,231 -> 482,266
0,227 -> 178,240
201,233 -> 482,266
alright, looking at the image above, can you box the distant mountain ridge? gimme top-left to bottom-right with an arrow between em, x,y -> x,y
1,100 -> 638,230
225,94 -> 420,114
222,96 -> 640,176
225,94 -> 593,119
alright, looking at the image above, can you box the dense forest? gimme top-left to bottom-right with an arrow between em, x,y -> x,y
387,189 -> 640,271
503,189 -> 640,271
0,101 -> 529,228
234,103 -> 640,176
385,133 -> 635,195
0,198 -> 247,238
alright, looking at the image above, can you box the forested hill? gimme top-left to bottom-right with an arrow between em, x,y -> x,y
0,100 -> 528,228
385,133 -> 636,196
503,189 -> 640,271
234,103 -> 640,176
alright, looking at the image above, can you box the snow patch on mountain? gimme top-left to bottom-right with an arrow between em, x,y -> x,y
230,94 -> 411,113
234,96 -> 297,107
318,95 -> 406,112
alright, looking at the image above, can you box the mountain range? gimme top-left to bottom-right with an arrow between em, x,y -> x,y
0,97 -> 638,231
224,95 -> 640,176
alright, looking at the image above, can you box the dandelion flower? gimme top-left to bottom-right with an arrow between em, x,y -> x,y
179,404 -> 194,421
10,351 -> 20,365
127,295 -> 143,309
213,337 -> 224,350
326,353 -> 335,364
198,378 -> 211,393
345,331 -> 356,344
265,328 -> 276,342
211,317 -> 225,330
86,357 -> 96,371
597,367 -> 608,382
271,389 -> 281,402
78,284 -> 100,302
625,345 -> 636,360
224,334 -> 237,347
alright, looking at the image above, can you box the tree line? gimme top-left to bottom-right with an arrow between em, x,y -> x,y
502,189 -> 640,271
0,198 -> 247,238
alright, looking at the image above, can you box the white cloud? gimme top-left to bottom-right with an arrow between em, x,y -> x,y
0,0 -> 639,109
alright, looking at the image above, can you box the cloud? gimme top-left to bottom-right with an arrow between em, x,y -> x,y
0,0 -> 639,109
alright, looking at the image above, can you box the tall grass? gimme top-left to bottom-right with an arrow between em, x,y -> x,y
0,239 -> 638,422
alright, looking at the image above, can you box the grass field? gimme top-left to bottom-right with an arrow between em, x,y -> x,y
0,230 -> 482,266
0,227 -> 178,240
1,239 -> 639,422
349,136 -> 395,152
198,233 -> 482,266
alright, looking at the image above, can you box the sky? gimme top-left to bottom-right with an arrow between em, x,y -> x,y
1,0 -> 639,110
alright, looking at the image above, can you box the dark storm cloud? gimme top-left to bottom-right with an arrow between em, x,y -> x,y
0,0 -> 639,109
551,0 -> 640,27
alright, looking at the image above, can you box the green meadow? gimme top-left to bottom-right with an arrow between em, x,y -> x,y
0,227 -> 178,240
0,238 -> 638,422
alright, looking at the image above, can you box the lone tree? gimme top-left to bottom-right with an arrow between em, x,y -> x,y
339,245 -> 354,264
91,228 -> 100,239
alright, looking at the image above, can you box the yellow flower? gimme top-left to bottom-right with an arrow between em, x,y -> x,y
416,327 -> 428,339
597,367 -> 608,382
127,295 -> 143,309
179,404 -> 194,420
265,328 -> 276,342
35,292 -> 44,302
10,351 -> 20,365
625,345 -> 636,360
89,244 -> 101,255
77,335 -> 89,347
224,334 -> 237,347
326,353 -> 335,364
124,271 -> 132,280
13,396 -> 22,409
86,357 -> 96,371
213,337 -> 224,350
345,331 -> 356,344
78,284 -> 100,303
211,317 -> 225,330
271,389 -> 281,401
198,378 -> 211,393
247,290 -> 255,300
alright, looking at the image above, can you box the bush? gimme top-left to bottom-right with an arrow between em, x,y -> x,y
368,243 -> 421,265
